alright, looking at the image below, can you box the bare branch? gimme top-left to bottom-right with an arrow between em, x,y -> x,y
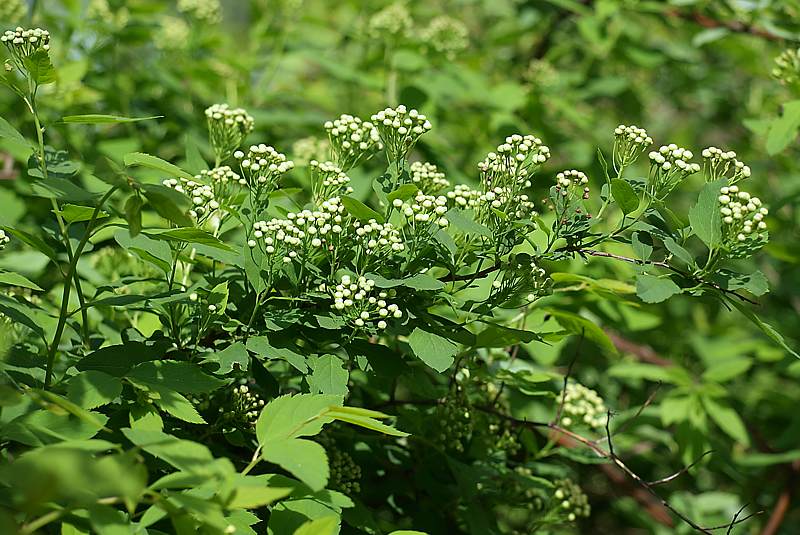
648,450 -> 714,486
553,328 -> 585,426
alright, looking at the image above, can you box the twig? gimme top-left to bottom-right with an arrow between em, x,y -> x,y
727,504 -> 750,535
444,263 -> 502,282
600,382 -> 662,442
553,329 -> 584,425
648,450 -> 714,486
669,10 -> 783,41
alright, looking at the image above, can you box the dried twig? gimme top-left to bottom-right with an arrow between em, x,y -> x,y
647,450 -> 714,486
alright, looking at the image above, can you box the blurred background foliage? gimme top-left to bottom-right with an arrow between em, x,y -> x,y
2,0 -> 800,533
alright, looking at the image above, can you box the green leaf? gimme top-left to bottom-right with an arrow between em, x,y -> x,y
57,203 -> 109,224
664,237 -> 695,266
0,116 -> 29,147
146,227 -> 234,252
1,226 -> 57,262
544,309 -> 618,355
368,273 -> 444,291
712,270 -> 769,297
185,136 -> 207,174
141,184 -> 193,227
128,360 -> 225,394
702,358 -> 752,383
308,355 -> 349,395
256,394 -> 343,443
125,195 -> 144,237
66,371 -> 123,409
128,379 -> 205,424
636,273 -> 682,303
610,179 -> 639,214
475,323 -> 540,348
766,100 -> 800,155
23,49 -> 56,85
202,342 -> 250,375
0,270 -> 42,291
247,336 -> 308,373
445,209 -> 493,237
736,449 -> 800,467
262,439 -> 329,492
340,196 -> 384,223
726,298 -> 800,359
702,397 -> 750,445
326,407 -> 408,437
229,485 -> 292,509
294,517 -> 339,535
407,327 -> 457,372
386,184 -> 419,203
59,114 -> 162,125
124,152 -> 193,179
689,179 -> 726,248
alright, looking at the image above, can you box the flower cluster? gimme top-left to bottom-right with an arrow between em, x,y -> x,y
251,203 -> 343,262
434,397 -> 472,452
371,105 -> 432,162
163,177 -> 218,224
552,479 -> 591,522
352,219 -> 405,271
328,446 -> 362,495
647,144 -> 701,199
227,383 -> 264,429
87,0 -> 129,30
324,114 -> 382,171
701,146 -> 751,183
490,255 -> 549,304
555,169 -> 590,199
393,191 -> 449,229
2,27 -> 51,74
234,144 -> 294,202
410,161 -> 450,194
177,0 -> 222,24
199,166 -> 244,202
368,2 -> 413,41
421,16 -> 468,59
718,185 -> 768,257
205,104 -> 255,162
612,124 -> 652,169
446,184 -> 481,209
0,229 -> 9,251
772,47 -> 800,87
326,275 -> 402,329
0,1 -> 27,25
485,186 -> 537,219
558,381 -> 607,429
309,160 -> 353,202
292,136 -> 329,165
478,134 -> 550,192
155,17 -> 190,51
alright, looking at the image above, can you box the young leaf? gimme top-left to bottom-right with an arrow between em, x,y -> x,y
689,178 -> 726,248
124,152 -> 194,180
636,273 -> 682,303
124,195 -> 144,237
308,355 -> 349,395
610,179 -> 639,214
766,100 -> 800,155
340,196 -> 384,223
407,327 -> 457,372
23,49 -> 56,85
59,114 -> 162,125
0,116 -> 30,147
0,271 -> 43,291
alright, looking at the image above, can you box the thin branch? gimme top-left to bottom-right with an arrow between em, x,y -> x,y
605,409 -> 616,458
444,262 -> 502,282
669,10 -> 783,41
601,382 -> 662,441
727,504 -> 750,535
553,328 -> 584,426
648,450 -> 714,486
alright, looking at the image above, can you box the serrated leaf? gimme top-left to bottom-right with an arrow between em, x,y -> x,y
128,361 -> 225,394
766,100 -> 800,154
407,327 -> 457,372
124,152 -> 193,179
702,397 -> 749,445
23,49 -> 56,85
67,371 -> 123,409
308,355 -> 349,395
262,439 -> 329,492
610,179 -> 639,214
203,342 -> 249,375
636,273 -> 682,303
689,179 -> 725,248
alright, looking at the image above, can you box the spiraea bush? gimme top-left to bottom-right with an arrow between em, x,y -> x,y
1,1 -> 800,534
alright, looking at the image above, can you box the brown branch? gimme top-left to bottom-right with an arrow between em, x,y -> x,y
648,450 -> 714,486
759,459 -> 800,535
0,152 -> 17,180
605,329 -> 673,366
668,10 -> 783,42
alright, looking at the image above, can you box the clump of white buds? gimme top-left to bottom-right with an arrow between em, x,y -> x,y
328,274 -> 402,329
177,0 -> 222,24
163,178 -> 219,224
553,479 -> 591,522
368,2 -> 413,41
2,27 -> 51,75
0,229 -> 9,251
612,124 -> 652,168
352,218 -> 405,269
394,190 -> 449,229
478,134 -> 550,191
205,104 -> 255,162
310,160 -> 353,201
197,166 -> 244,200
481,186 -> 537,219
718,185 -> 768,256
371,105 -> 432,162
559,381 -> 607,429
773,47 -> 800,87
410,161 -> 450,194
420,16 -> 468,59
235,144 -> 294,202
228,383 -> 265,428
555,169 -> 590,199
647,143 -> 701,199
251,200 -> 346,264
446,184 -> 481,209
292,136 -> 330,165
701,146 -> 751,183
324,114 -> 382,171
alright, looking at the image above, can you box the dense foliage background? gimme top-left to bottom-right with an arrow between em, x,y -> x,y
1,0 -> 800,534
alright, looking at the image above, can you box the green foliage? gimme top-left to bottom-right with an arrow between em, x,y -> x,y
0,1 -> 799,533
